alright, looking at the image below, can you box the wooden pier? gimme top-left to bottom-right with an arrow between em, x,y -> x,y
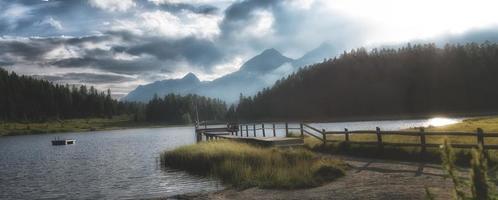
195,122 -> 304,147
195,121 -> 498,151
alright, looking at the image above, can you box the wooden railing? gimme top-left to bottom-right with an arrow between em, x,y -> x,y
235,122 -> 303,137
303,124 -> 498,150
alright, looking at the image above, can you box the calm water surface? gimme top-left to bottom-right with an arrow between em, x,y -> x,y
0,126 -> 222,200
0,117 -> 464,199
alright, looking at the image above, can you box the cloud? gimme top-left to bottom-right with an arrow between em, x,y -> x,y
110,10 -> 221,39
149,1 -> 219,14
34,72 -> 135,84
0,3 -> 34,31
88,0 -> 136,12
38,16 -> 63,30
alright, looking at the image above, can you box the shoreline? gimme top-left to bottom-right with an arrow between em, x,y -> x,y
0,117 -> 197,137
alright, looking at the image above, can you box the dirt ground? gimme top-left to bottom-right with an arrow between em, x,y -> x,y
165,155 -> 464,200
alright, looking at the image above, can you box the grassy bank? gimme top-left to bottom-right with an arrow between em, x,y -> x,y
162,141 -> 348,189
305,116 -> 498,165
0,115 -> 169,136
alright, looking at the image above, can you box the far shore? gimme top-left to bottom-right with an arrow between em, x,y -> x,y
0,115 -> 195,136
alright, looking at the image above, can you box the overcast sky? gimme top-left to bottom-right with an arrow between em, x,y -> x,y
1,0 -> 498,98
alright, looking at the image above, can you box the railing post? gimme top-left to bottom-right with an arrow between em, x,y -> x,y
285,122 -> 289,137
196,131 -> 202,143
477,128 -> 484,147
420,127 -> 426,154
273,123 -> 276,137
240,125 -> 243,137
344,128 -> 349,142
322,129 -> 326,144
376,127 -> 383,150
262,124 -> 266,137
246,125 -> 249,137
253,124 -> 256,137
300,123 -> 304,138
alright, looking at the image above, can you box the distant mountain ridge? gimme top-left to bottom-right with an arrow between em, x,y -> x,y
121,43 -> 338,103
122,73 -> 203,102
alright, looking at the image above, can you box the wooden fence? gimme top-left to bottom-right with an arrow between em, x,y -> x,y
302,124 -> 498,150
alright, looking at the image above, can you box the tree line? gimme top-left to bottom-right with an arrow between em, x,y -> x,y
0,68 -> 227,124
231,42 -> 498,121
0,68 -> 137,121
145,94 -> 227,124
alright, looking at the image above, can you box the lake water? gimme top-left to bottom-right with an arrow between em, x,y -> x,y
0,117 -> 464,199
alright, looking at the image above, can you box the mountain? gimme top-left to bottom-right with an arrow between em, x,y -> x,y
122,43 -> 339,103
191,48 -> 294,102
292,42 -> 337,68
121,73 -> 202,102
239,48 -> 293,72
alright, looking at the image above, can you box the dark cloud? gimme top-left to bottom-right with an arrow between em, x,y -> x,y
34,72 -> 135,84
123,36 -> 224,68
220,0 -> 279,37
0,39 -> 55,60
0,61 -> 14,67
151,2 -> 219,15
51,56 -> 166,75
223,0 -> 278,21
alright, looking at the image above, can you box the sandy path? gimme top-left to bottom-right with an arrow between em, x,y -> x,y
166,156 -> 462,200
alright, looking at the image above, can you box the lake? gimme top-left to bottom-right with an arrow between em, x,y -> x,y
0,117 -> 463,199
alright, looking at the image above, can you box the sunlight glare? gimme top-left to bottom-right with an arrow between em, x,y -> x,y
427,117 -> 459,127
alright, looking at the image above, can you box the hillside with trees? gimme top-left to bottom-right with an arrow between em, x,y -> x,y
0,68 -> 227,125
0,68 -> 138,121
233,42 -> 498,121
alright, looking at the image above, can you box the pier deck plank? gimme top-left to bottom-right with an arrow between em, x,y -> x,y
214,135 -> 304,147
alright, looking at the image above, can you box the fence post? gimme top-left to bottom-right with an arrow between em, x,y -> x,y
376,127 -> 383,150
420,127 -> 426,154
262,124 -> 266,137
285,122 -> 289,137
300,123 -> 304,138
477,128 -> 484,147
246,125 -> 249,137
253,124 -> 256,137
322,129 -> 326,144
273,123 -> 276,137
344,128 -> 349,142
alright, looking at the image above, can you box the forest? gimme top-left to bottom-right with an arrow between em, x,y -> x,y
232,42 -> 498,121
145,94 -> 227,124
0,68 -> 136,121
0,68 -> 227,124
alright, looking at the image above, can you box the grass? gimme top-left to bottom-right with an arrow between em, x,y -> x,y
162,140 -> 348,189
0,115 -> 168,136
303,116 -> 498,165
